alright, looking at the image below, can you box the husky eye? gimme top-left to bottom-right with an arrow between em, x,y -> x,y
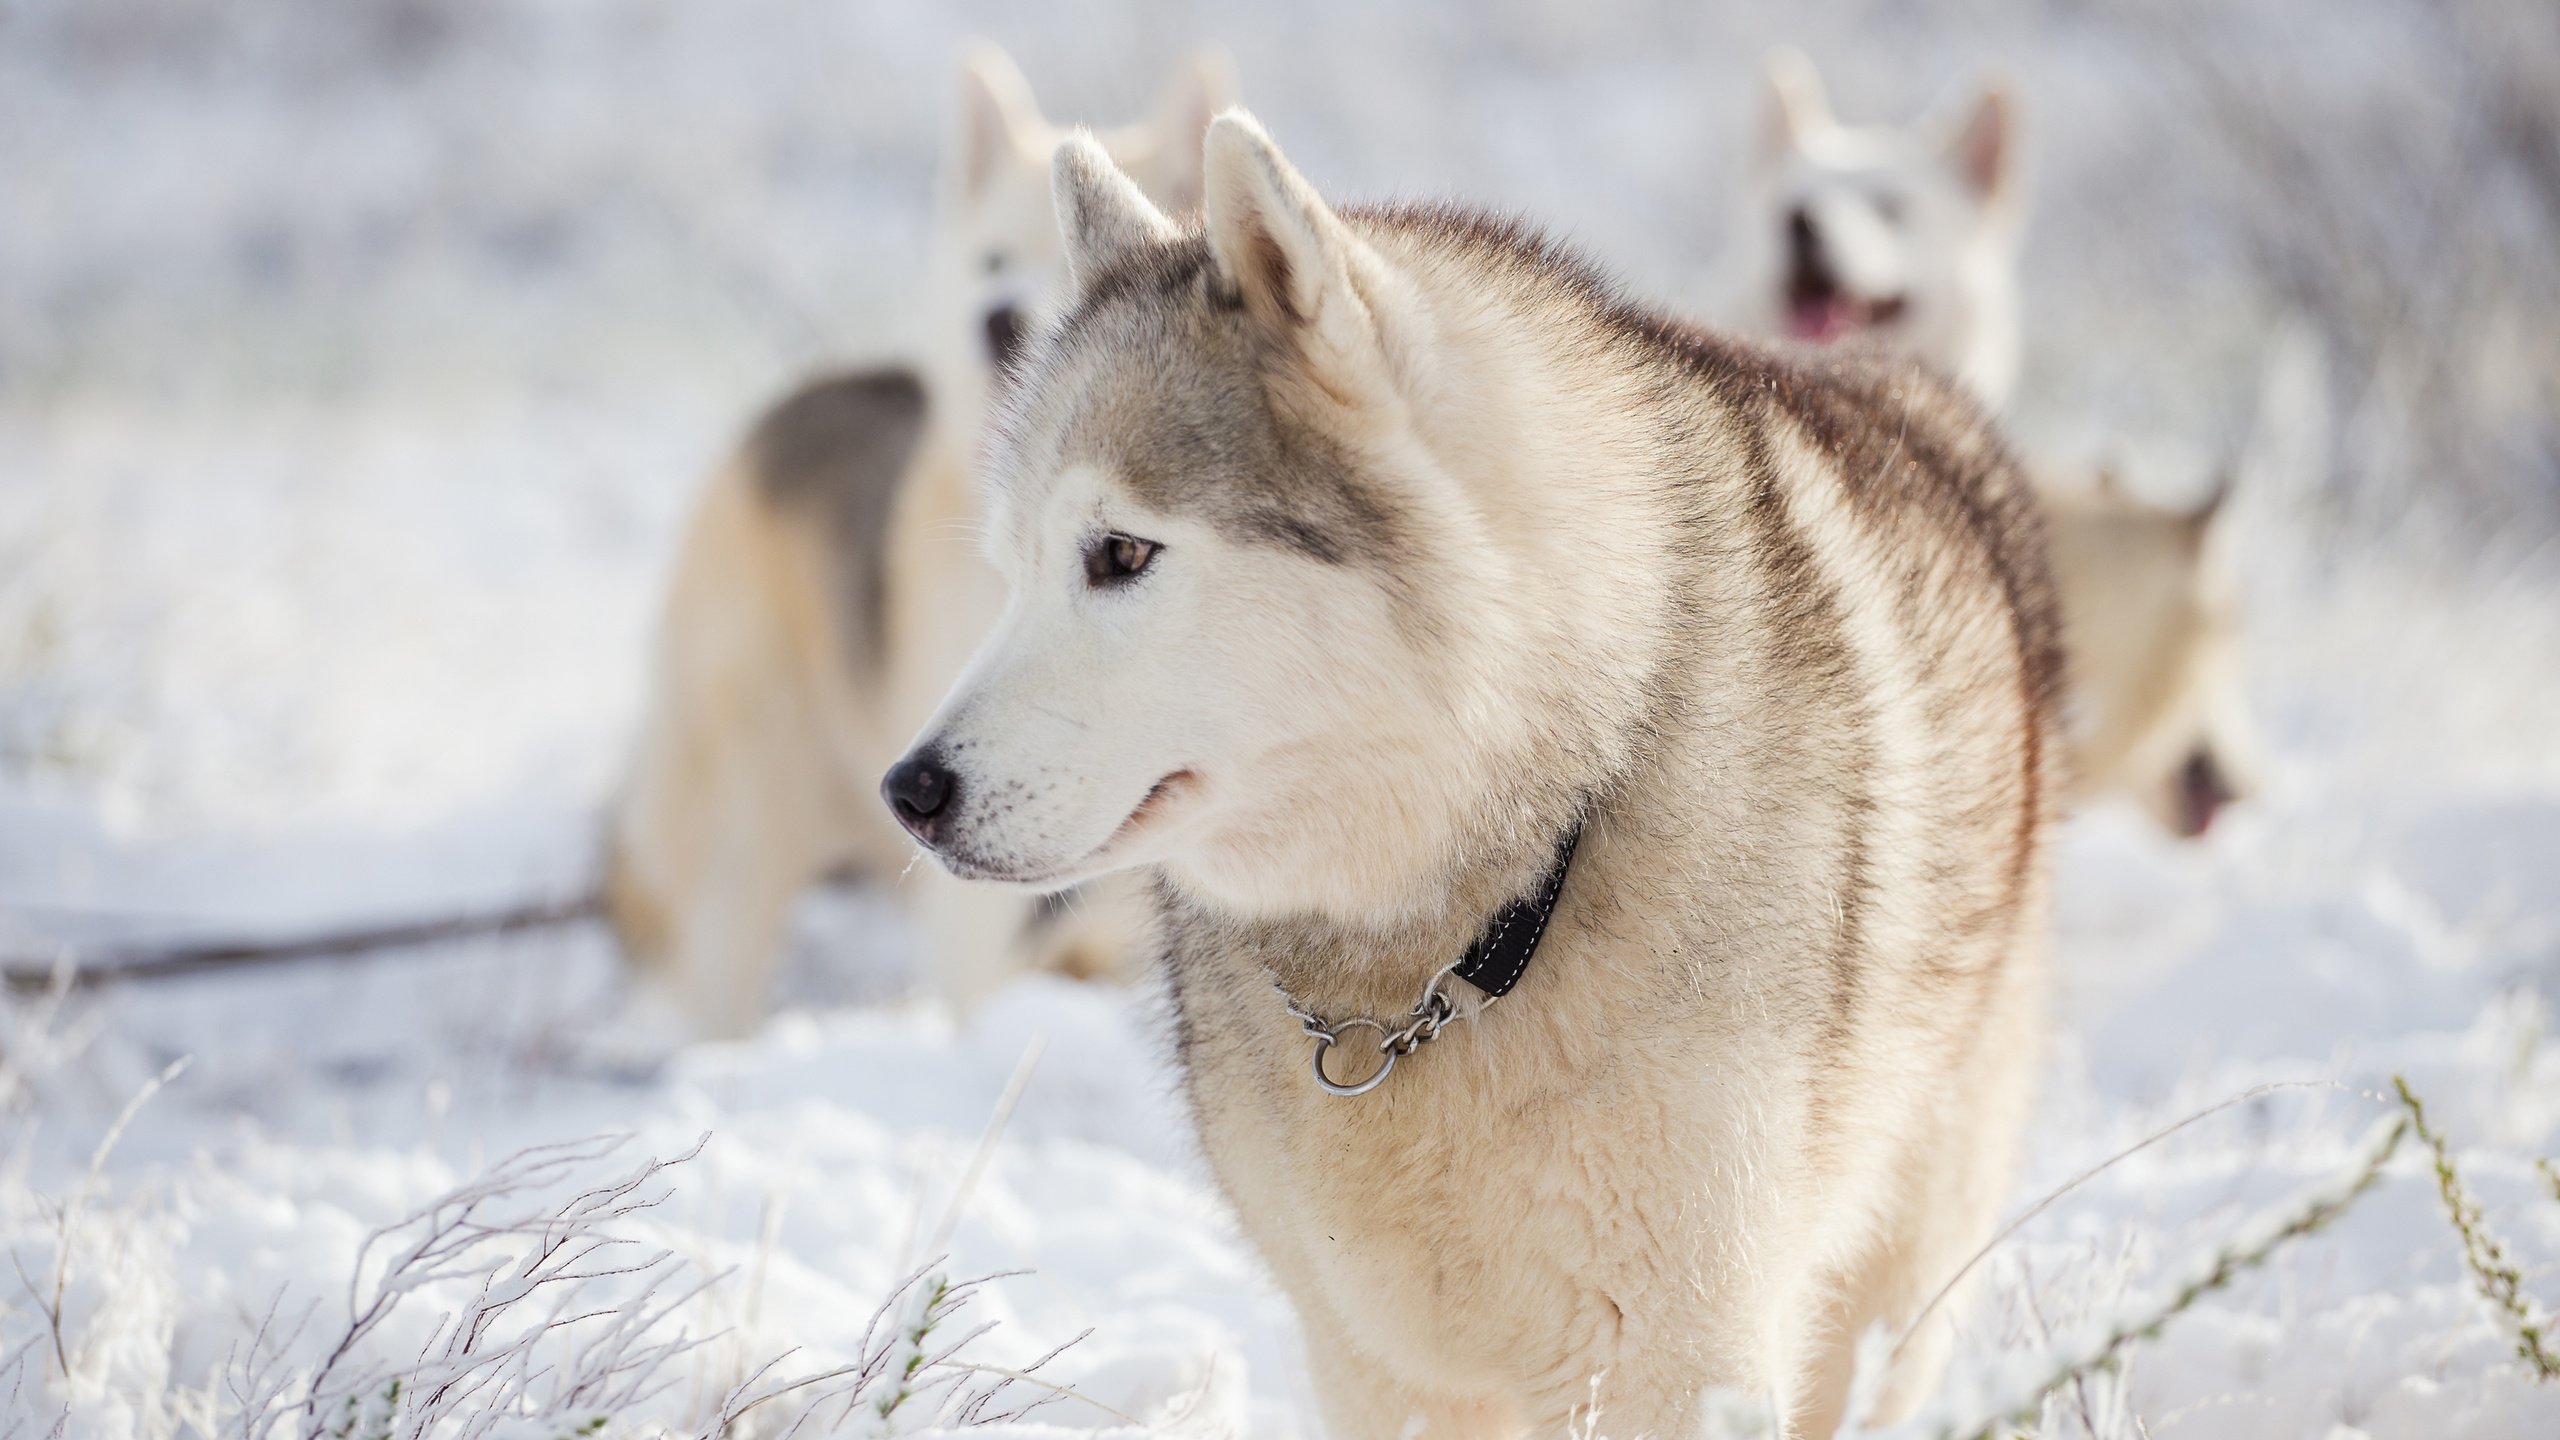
1872,191 -> 1907,225
1084,532 -> 1161,586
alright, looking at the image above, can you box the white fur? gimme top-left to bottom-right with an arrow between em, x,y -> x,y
1729,49 -> 2022,409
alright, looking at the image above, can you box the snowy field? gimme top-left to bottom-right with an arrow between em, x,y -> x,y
3,0 -> 2559,1435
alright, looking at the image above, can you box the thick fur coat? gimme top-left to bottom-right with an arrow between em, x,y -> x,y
889,112 -> 2064,1435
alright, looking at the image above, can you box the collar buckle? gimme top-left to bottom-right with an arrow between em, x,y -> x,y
1275,820 -> 1582,1099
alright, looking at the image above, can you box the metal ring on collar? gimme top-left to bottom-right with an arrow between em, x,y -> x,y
1310,1018 -> 1397,1097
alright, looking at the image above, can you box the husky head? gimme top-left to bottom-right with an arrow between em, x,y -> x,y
922,43 -> 1235,444
885,113 -> 1640,922
2045,474 -> 2260,839
1740,49 -> 2022,408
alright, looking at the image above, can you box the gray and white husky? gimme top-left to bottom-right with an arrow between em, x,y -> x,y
887,109 -> 2065,1435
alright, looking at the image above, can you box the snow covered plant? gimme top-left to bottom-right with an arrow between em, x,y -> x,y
215,1131 -> 719,1440
691,1263 -> 1114,1438
200,1132 -> 1102,1440
2395,1076 -> 2560,1383
1899,1110 -> 2411,1440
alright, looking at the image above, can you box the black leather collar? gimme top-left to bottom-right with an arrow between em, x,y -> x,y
1450,822 -> 1581,999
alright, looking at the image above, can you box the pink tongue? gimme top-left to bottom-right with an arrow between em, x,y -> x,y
1787,298 -> 1856,342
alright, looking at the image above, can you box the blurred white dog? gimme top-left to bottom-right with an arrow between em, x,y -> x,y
1732,50 -> 2262,837
602,45 -> 1231,1043
1732,47 -> 2022,409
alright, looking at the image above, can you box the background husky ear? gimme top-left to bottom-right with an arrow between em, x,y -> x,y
1203,110 -> 1372,346
1140,47 -> 1239,213
1759,48 -> 1833,166
1054,134 -> 1179,295
946,43 -> 1046,207
1941,81 -> 2017,207
2184,467 -> 2238,561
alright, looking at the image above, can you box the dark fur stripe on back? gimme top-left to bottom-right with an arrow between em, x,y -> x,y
1349,204 -> 2064,904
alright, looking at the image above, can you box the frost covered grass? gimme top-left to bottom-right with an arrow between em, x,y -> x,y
0,1022 -> 1147,1439
2396,1078 -> 2560,1384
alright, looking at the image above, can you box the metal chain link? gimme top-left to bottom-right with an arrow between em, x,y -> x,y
1277,959 -> 1488,1098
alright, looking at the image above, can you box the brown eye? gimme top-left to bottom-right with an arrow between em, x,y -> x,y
1085,531 -> 1161,586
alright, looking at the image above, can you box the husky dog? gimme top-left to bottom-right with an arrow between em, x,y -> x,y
604,45 -> 1232,1040
1735,49 -> 2021,409
887,111 -> 2064,1434
2044,472 -> 2256,838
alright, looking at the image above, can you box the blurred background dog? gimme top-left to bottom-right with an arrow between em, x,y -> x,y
1727,48 -> 2262,841
602,46 -> 1228,1047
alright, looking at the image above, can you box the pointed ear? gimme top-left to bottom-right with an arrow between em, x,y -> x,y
1140,47 -> 1238,213
1941,82 -> 2016,206
946,43 -> 1045,207
1759,48 -> 1833,167
1203,110 -> 1373,349
1054,133 -> 1178,295
2184,468 -> 2236,552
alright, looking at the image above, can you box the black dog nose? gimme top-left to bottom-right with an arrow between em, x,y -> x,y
983,305 -> 1024,370
882,749 -> 958,842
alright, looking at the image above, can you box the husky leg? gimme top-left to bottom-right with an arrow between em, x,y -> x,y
905,865 -> 1045,1014
1807,1058 -> 2039,1428
1300,1325 -> 1515,1440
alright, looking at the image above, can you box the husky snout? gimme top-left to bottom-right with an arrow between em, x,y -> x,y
882,746 -> 961,846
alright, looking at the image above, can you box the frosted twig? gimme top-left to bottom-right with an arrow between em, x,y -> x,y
1924,1111 -> 2408,1440
919,1036 -> 1044,1266
1895,1079 -> 2346,1362
2396,1075 -> 2560,1381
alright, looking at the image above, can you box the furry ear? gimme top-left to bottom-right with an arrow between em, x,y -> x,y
946,43 -> 1046,207
1140,47 -> 1239,213
1942,82 -> 2016,206
1202,109 -> 1371,344
1054,133 -> 1179,294
1759,48 -> 1833,166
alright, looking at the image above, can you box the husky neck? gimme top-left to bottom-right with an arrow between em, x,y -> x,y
1158,213 -> 1701,943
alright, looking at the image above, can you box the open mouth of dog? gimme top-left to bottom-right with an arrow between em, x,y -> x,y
2174,750 -> 2235,839
1108,769 -> 1197,848
1785,274 -> 1908,342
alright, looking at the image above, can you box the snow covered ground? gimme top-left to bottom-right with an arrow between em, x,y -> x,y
4,1 -> 2558,1436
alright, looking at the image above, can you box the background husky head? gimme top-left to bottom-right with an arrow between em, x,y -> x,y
1738,48 -> 2022,408
886,115 -> 1645,924
921,43 -> 1235,448
602,47 -> 1233,1034
2045,473 -> 2260,838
